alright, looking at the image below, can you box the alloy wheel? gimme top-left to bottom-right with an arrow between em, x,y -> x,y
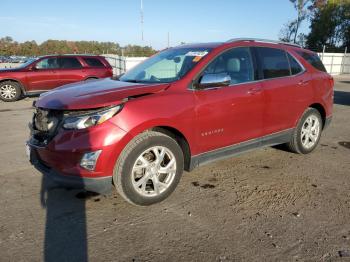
301,115 -> 321,149
131,146 -> 177,197
0,84 -> 17,100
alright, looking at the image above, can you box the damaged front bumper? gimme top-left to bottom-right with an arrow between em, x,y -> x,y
27,141 -> 112,194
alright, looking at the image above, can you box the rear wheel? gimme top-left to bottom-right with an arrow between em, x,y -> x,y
113,131 -> 184,206
286,108 -> 323,154
0,81 -> 22,102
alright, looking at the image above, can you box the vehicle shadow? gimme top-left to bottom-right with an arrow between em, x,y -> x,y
33,97 -> 92,262
334,90 -> 350,106
40,178 -> 89,262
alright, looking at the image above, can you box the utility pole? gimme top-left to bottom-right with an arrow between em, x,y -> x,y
167,32 -> 170,48
141,0 -> 144,41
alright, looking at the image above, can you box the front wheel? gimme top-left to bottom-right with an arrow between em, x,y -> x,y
286,108 -> 323,154
113,131 -> 184,206
0,81 -> 22,102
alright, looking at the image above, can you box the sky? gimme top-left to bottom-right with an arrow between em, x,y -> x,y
0,0 -> 309,50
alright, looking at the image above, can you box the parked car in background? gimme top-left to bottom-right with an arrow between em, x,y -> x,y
28,39 -> 333,206
0,54 -> 113,101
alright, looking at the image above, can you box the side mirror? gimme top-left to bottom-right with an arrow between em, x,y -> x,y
29,65 -> 38,71
197,73 -> 231,89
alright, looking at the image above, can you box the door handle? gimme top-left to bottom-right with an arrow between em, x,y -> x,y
298,80 -> 310,86
247,88 -> 261,95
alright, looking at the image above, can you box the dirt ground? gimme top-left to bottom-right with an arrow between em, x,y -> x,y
0,76 -> 349,262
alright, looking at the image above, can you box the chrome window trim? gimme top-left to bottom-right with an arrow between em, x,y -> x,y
189,46 -> 308,91
286,50 -> 306,76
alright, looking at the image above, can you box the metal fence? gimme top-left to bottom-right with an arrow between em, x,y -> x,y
317,46 -> 349,75
103,55 -> 126,75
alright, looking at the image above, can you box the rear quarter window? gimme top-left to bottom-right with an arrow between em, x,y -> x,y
296,51 -> 327,73
83,57 -> 105,67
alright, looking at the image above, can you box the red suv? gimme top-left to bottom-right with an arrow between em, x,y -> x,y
0,55 -> 113,102
27,39 -> 333,205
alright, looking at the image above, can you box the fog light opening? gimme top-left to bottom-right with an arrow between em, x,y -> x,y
80,150 -> 102,171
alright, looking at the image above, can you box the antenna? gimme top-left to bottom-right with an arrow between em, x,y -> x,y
140,0 -> 144,41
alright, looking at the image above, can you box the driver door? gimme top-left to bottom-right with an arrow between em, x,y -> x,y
193,47 -> 264,153
26,57 -> 59,91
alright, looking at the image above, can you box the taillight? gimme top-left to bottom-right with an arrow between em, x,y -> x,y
329,76 -> 334,87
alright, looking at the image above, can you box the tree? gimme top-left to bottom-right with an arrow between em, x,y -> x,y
306,0 -> 350,50
279,0 -> 313,44
0,37 -> 157,57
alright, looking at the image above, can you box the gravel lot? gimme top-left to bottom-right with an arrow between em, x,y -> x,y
0,77 -> 349,262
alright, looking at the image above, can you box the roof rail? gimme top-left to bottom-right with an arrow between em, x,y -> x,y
226,38 -> 302,48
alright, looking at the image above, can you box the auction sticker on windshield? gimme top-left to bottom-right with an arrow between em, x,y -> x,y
185,51 -> 209,57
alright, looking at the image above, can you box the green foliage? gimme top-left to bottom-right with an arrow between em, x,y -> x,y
306,1 -> 350,49
0,37 -> 157,57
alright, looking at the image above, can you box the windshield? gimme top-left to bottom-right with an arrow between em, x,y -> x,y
18,58 -> 38,68
120,47 -> 212,83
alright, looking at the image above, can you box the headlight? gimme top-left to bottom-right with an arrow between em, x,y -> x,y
63,105 -> 122,130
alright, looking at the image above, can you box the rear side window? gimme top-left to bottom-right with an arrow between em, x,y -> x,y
256,47 -> 290,79
296,51 -> 327,72
57,57 -> 82,69
287,53 -> 304,75
83,57 -> 105,67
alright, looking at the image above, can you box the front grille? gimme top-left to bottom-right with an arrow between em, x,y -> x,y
31,108 -> 63,145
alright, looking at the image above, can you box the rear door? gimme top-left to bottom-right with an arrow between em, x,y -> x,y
194,47 -> 264,153
255,47 -> 310,135
26,57 -> 59,91
56,57 -> 85,86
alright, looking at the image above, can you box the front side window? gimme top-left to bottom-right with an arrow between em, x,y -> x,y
203,47 -> 254,84
120,47 -> 212,83
57,57 -> 82,69
256,47 -> 290,79
36,58 -> 58,69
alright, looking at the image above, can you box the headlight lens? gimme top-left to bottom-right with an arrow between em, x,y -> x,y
63,105 -> 122,130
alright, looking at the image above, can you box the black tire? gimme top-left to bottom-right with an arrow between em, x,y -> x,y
113,131 -> 184,206
0,81 -> 22,102
286,108 -> 323,154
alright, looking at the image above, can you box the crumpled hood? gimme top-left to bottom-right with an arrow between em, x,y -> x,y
35,78 -> 169,110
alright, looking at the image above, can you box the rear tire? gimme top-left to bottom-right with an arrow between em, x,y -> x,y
0,81 -> 22,102
113,131 -> 184,206
286,108 -> 323,154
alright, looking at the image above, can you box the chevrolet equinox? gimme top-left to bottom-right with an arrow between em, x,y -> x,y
27,38 -> 333,205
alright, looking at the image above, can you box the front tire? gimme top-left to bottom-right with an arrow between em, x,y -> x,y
287,108 -> 323,154
0,81 -> 22,102
113,131 -> 184,206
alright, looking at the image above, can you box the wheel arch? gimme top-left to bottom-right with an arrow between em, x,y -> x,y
149,126 -> 192,172
84,76 -> 99,81
309,103 -> 326,129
